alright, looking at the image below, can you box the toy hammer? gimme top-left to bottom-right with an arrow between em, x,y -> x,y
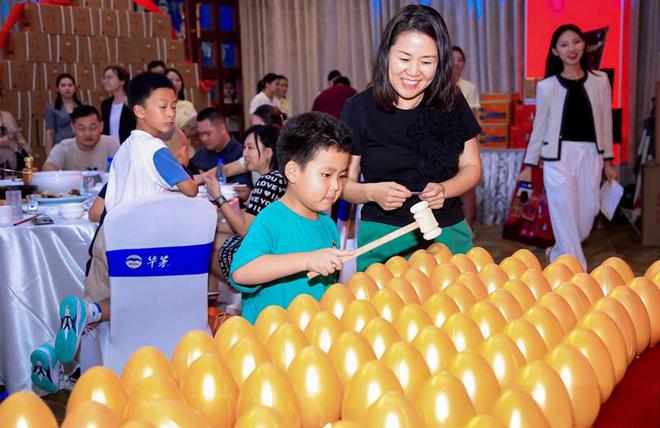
308,201 -> 441,279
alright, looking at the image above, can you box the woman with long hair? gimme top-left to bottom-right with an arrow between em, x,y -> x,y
45,73 -> 82,154
100,65 -> 136,144
341,4 -> 482,270
204,125 -> 287,281
521,24 -> 616,269
248,73 -> 280,114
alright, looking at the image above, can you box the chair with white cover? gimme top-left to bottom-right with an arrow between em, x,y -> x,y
81,193 -> 217,374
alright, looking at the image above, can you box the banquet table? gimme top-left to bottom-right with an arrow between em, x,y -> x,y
477,147 -> 525,225
0,216 -> 96,393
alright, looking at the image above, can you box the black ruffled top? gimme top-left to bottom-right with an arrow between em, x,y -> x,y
341,88 -> 481,227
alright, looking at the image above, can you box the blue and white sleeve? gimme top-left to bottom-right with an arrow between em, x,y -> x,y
153,147 -> 190,187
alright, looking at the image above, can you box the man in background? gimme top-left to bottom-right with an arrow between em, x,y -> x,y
43,105 -> 119,171
312,76 -> 357,119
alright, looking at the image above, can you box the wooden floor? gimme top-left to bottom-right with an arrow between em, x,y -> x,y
2,222 -> 657,423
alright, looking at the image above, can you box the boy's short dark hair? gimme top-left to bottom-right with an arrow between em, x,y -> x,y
196,108 -> 225,126
147,60 -> 167,72
70,105 -> 101,122
327,70 -> 341,82
277,112 -> 352,175
333,76 -> 351,87
127,72 -> 175,110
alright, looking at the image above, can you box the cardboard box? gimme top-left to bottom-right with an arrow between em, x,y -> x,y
87,36 -> 110,63
0,61 -> 36,91
116,10 -> 131,37
53,34 -> 78,63
162,39 -> 185,63
4,32 -> 52,62
32,91 -> 55,120
104,38 -> 119,63
128,63 -> 146,77
513,104 -> 536,127
89,90 -> 108,112
642,163 -> 660,246
112,0 -> 133,11
509,124 -> 532,149
99,9 -> 119,37
142,38 -> 160,63
479,124 -> 509,148
20,3 -> 72,34
41,63 -> 71,91
0,91 -> 27,120
116,37 -> 139,63
479,101 -> 510,125
150,13 -> 172,38
187,87 -> 211,111
129,12 -> 149,39
73,63 -> 98,91
75,0 -> 103,8
173,63 -> 200,88
73,7 -> 94,36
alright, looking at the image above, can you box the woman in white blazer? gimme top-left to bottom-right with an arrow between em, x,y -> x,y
521,24 -> 617,269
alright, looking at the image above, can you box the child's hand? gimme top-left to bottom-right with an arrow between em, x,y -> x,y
202,169 -> 221,199
306,248 -> 354,277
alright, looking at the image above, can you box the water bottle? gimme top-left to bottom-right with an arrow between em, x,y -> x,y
105,157 -> 113,173
215,158 -> 226,185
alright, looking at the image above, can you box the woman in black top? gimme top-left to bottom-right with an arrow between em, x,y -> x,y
100,65 -> 136,144
341,5 -> 482,271
204,126 -> 287,280
521,24 -> 616,269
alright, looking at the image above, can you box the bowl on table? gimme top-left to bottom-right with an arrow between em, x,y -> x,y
58,203 -> 85,220
30,171 -> 84,195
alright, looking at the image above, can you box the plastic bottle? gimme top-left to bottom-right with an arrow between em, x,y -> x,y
215,158 -> 226,184
105,157 -> 113,173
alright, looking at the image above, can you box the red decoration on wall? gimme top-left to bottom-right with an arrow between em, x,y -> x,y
200,80 -> 218,93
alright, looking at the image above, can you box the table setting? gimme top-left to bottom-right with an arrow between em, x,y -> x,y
0,169 -> 104,393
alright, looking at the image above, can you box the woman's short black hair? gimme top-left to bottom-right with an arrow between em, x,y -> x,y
545,24 -> 591,78
253,105 -> 284,129
104,65 -> 131,93
371,4 -> 459,112
245,125 -> 280,171
256,73 -> 280,94
166,68 -> 186,100
452,46 -> 466,62
54,73 -> 82,110
147,60 -> 167,72
277,112 -> 352,179
127,72 -> 175,110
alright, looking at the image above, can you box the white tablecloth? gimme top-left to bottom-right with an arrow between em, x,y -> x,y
477,148 -> 525,225
0,217 -> 96,393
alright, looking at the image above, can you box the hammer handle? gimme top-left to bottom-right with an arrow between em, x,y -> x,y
307,221 -> 419,279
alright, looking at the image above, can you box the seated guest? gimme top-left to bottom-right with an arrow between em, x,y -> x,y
0,110 -> 30,171
190,108 -> 252,186
251,105 -> 284,129
312,76 -> 357,118
229,112 -> 354,323
29,72 -> 197,394
204,125 -> 286,282
147,60 -> 167,74
101,65 -> 136,144
42,105 -> 119,171
45,73 -> 82,155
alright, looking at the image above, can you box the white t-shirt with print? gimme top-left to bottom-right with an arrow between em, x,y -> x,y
105,130 -> 189,212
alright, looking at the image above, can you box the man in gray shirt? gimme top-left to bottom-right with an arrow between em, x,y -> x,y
43,105 -> 119,171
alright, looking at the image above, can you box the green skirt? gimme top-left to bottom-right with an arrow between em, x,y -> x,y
357,219 -> 473,272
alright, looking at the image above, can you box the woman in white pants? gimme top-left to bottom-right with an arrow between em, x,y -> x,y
521,24 -> 617,269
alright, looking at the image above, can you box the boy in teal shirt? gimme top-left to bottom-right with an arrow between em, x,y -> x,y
229,112 -> 354,323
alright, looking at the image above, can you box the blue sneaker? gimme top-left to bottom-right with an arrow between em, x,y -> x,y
30,344 -> 59,394
55,296 -> 87,364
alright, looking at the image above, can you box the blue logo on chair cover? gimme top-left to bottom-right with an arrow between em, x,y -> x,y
107,242 -> 213,277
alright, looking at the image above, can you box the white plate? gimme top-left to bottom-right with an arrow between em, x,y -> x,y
36,194 -> 89,205
0,179 -> 23,186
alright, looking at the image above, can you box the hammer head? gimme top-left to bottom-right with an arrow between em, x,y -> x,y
410,201 -> 442,240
